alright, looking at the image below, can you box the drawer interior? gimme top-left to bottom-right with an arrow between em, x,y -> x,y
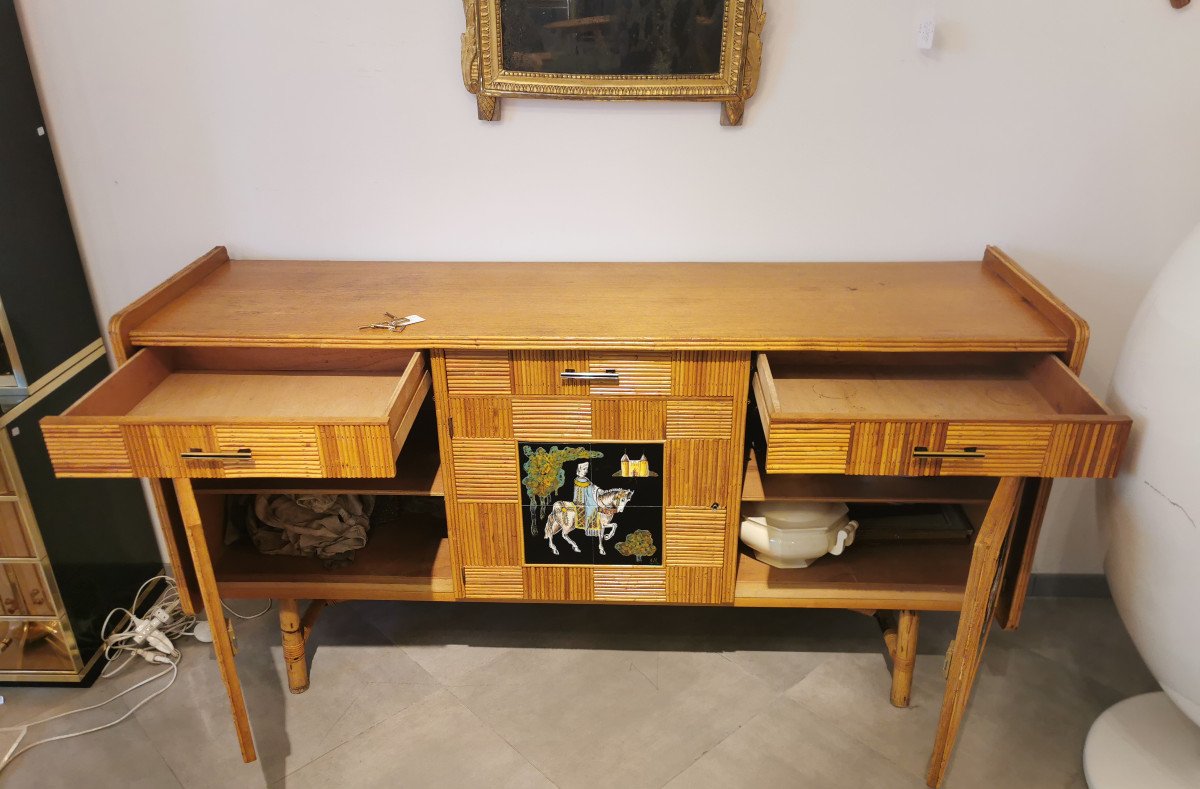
60,347 -> 425,431
757,352 -> 1113,421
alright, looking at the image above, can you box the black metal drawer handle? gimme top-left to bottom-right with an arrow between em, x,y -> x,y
912,446 -> 986,459
561,369 -> 619,382
180,448 -> 253,461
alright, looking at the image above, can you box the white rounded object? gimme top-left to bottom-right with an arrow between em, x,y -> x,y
740,501 -> 858,569
1084,693 -> 1200,789
1086,223 -> 1200,785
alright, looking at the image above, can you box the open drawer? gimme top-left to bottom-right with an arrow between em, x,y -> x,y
752,353 -> 1130,478
41,348 -> 430,479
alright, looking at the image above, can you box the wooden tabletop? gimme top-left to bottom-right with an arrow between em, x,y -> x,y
123,251 -> 1072,353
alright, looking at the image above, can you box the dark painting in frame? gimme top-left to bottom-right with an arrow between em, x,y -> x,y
462,0 -> 765,124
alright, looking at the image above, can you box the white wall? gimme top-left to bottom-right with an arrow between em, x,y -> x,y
16,1 -> 1200,574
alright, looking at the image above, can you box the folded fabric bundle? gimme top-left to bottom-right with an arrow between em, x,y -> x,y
244,493 -> 375,568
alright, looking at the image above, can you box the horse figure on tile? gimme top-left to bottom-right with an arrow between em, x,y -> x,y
544,487 -> 634,556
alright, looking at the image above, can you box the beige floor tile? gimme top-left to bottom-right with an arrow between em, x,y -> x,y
720,649 -> 851,693
786,644 -> 1123,788
916,600 -> 1156,700
450,647 -> 776,789
282,688 -> 555,789
0,657 -> 169,729
399,642 -> 514,687
0,662 -> 182,788
0,598 -> 1153,788
0,703 -> 183,789
351,600 -> 514,686
1000,597 -> 1158,699
664,697 -> 925,789
129,603 -> 441,788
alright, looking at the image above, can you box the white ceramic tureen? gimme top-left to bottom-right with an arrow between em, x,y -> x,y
739,501 -> 858,569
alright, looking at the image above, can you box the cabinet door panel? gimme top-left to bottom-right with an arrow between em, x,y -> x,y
441,351 -> 750,606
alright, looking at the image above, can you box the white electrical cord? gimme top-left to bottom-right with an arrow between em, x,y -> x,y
0,576 -> 275,773
223,599 -> 273,620
0,660 -> 177,771
0,575 -> 196,775
98,575 -> 194,679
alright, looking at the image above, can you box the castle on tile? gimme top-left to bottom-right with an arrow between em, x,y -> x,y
619,453 -> 651,478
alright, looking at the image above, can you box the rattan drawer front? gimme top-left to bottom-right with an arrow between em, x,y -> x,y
40,424 -> 133,477
511,397 -> 592,440
665,399 -> 735,439
593,567 -> 667,602
759,423 -> 852,474
1043,422 -> 1128,478
845,421 -> 946,476
939,423 -> 1054,476
43,348 -> 428,479
586,353 -> 672,395
754,353 -> 1130,479
510,352 -> 669,396
591,398 -> 666,440
443,351 -> 513,395
510,351 -> 750,398
462,566 -> 524,599
523,566 -> 594,601
666,567 -> 725,604
512,351 -> 589,395
123,424 -> 330,478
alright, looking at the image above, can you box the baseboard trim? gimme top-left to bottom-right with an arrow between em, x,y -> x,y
1028,573 -> 1110,598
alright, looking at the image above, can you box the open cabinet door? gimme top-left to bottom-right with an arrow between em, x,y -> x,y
173,478 -> 256,762
926,477 -> 1023,787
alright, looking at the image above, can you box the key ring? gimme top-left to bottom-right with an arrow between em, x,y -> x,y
359,312 -> 424,332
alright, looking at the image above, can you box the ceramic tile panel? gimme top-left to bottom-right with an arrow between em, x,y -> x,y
519,441 -> 664,569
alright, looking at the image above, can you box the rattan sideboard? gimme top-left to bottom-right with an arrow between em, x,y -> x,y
39,246 -> 1129,787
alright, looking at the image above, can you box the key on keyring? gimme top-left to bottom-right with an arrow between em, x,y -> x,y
359,312 -> 424,332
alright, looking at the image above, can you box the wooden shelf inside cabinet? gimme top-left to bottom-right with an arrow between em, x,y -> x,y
733,542 -> 971,612
213,512 -> 453,601
742,450 -> 998,504
193,400 -> 444,497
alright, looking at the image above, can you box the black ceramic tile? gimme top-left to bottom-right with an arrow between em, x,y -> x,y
589,441 -> 663,567
519,442 -> 663,567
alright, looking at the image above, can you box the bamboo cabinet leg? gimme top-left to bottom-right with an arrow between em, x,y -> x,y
279,599 -> 309,694
172,478 -> 257,763
891,611 -> 919,708
926,477 -> 1024,788
875,610 -> 920,708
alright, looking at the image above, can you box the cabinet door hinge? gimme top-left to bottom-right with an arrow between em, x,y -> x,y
448,417 -> 455,438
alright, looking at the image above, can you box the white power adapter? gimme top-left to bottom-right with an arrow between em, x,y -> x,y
130,648 -> 174,665
128,607 -> 180,660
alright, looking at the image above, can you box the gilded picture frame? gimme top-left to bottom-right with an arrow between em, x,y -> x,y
461,0 -> 765,125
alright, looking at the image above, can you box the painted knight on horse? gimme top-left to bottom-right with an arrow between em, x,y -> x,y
544,461 -> 634,556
